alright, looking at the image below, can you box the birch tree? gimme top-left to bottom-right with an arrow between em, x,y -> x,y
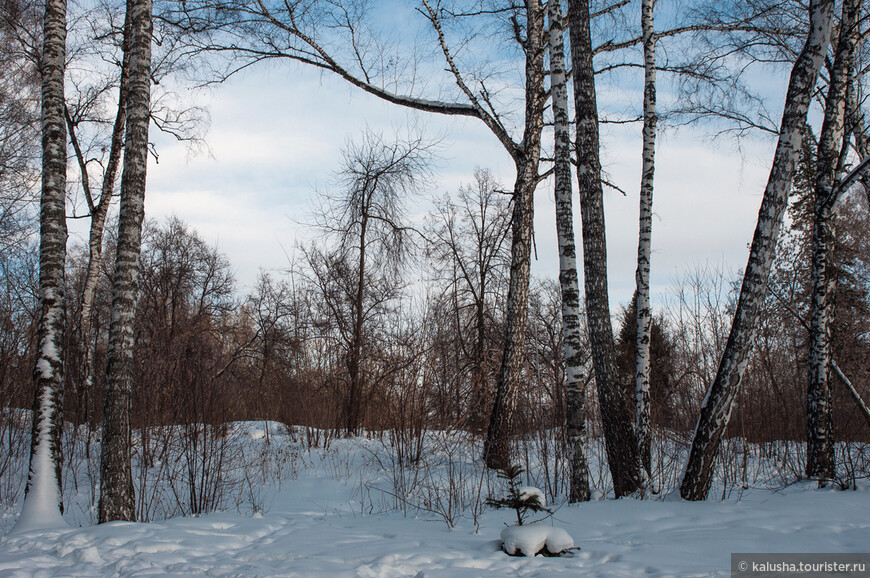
65,0 -> 205,427
632,0 -> 657,479
15,0 -> 68,532
680,0 -> 836,501
807,0 -> 861,484
480,0 -> 546,469
568,0 -> 645,497
548,0 -> 589,503
100,0 -> 153,523
66,7 -> 130,428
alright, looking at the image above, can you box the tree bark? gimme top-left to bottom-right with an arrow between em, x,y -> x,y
634,0 -> 656,479
806,0 -> 860,485
680,0 -> 835,501
100,0 -> 152,523
18,0 -> 68,530
548,0 -> 589,502
483,0 -> 546,470
72,12 -> 130,429
568,0 -> 644,497
346,201 -> 368,435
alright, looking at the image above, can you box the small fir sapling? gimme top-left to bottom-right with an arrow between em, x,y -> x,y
487,465 -> 576,557
485,465 -> 551,526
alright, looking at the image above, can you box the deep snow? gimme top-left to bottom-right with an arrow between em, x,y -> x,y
1,421 -> 868,577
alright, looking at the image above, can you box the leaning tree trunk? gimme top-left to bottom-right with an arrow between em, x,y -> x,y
831,360 -> 870,430
99,0 -> 152,523
16,0 -> 68,532
483,159 -> 540,469
484,0 -> 546,470
807,0 -> 860,485
548,0 -> 589,502
680,0 -> 835,501
634,0 -> 657,478
568,0 -> 644,497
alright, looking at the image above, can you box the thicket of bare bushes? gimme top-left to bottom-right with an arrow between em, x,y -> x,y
2,147 -> 869,520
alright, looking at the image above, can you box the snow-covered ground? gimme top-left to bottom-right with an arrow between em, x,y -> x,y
1,420 -> 868,577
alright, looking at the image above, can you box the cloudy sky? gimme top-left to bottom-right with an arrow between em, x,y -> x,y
72,40 -> 783,310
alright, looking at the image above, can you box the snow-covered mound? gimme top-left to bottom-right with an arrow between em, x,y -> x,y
500,524 -> 574,556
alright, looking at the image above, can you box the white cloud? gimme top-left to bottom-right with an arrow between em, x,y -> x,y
138,62 -> 777,308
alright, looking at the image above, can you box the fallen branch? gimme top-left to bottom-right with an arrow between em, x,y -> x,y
831,360 -> 870,430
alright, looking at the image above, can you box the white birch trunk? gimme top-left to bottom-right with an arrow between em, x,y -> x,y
548,0 -> 589,503
806,0 -> 859,485
831,360 -> 870,431
99,0 -> 152,523
568,0 -> 644,497
634,0 -> 656,478
16,0 -> 68,532
680,0 -> 835,501
77,14 -> 130,426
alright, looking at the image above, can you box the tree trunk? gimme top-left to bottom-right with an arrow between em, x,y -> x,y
77,14 -> 130,429
680,0 -> 835,501
17,0 -> 68,532
484,0 -> 546,470
347,207 -> 368,435
831,360 -> 870,431
634,0 -> 656,478
548,0 -> 589,502
100,0 -> 152,523
806,0 -> 859,485
806,174 -> 836,483
568,0 -> 644,497
483,162 -> 538,470
471,274 -> 488,429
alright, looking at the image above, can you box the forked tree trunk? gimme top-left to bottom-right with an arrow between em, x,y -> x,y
548,0 -> 589,502
634,0 -> 657,478
483,0 -> 546,470
807,0 -> 860,485
568,0 -> 644,497
99,0 -> 152,523
17,0 -> 68,531
75,12 -> 130,427
680,0 -> 835,501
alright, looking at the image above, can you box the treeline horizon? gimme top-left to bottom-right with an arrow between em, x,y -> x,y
3,168 -> 868,444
